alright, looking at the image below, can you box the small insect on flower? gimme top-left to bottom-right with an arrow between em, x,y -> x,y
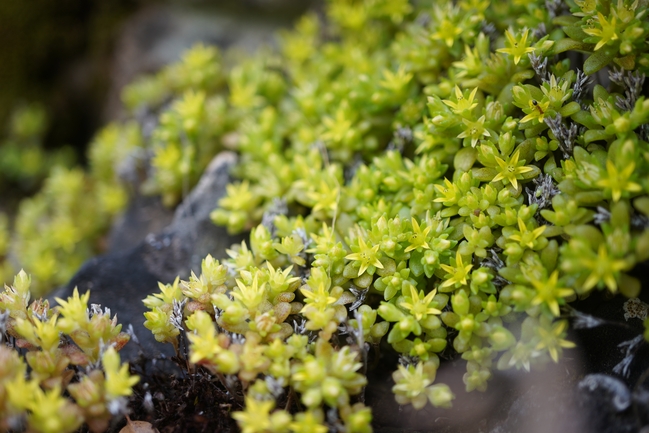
520,98 -> 550,123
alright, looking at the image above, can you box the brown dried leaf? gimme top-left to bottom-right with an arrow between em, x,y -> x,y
120,416 -> 159,433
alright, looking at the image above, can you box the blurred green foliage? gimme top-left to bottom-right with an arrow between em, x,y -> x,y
134,0 -> 649,429
3,0 -> 649,429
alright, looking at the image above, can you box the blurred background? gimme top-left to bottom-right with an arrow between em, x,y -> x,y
0,0 -> 319,294
0,0 -> 314,208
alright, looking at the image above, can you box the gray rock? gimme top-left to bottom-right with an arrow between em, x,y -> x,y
579,374 -> 632,412
141,151 -> 245,282
576,373 -> 638,433
49,151 -> 244,362
107,192 -> 175,253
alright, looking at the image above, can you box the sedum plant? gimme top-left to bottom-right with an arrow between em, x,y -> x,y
11,165 -> 127,297
0,105 -> 77,292
3,0 -> 649,430
0,270 -> 137,433
1,118 -> 142,295
138,0 -> 649,429
144,254 -> 388,432
1,45 -> 227,294
0,104 -> 76,193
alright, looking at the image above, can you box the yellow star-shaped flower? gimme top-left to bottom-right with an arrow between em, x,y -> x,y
508,218 -> 546,250
232,275 -> 267,312
496,29 -> 536,64
535,319 -> 576,363
399,286 -> 441,321
491,149 -> 535,190
232,396 -> 275,433
581,243 -> 629,292
442,86 -> 479,115
519,98 -> 550,124
583,12 -> 619,51
404,217 -> 432,253
440,251 -> 473,288
596,160 -> 642,202
345,235 -> 384,276
530,270 -> 573,316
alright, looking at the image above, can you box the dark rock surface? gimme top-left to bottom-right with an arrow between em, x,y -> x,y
48,151 -> 244,361
107,192 -> 175,254
577,374 -> 636,433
